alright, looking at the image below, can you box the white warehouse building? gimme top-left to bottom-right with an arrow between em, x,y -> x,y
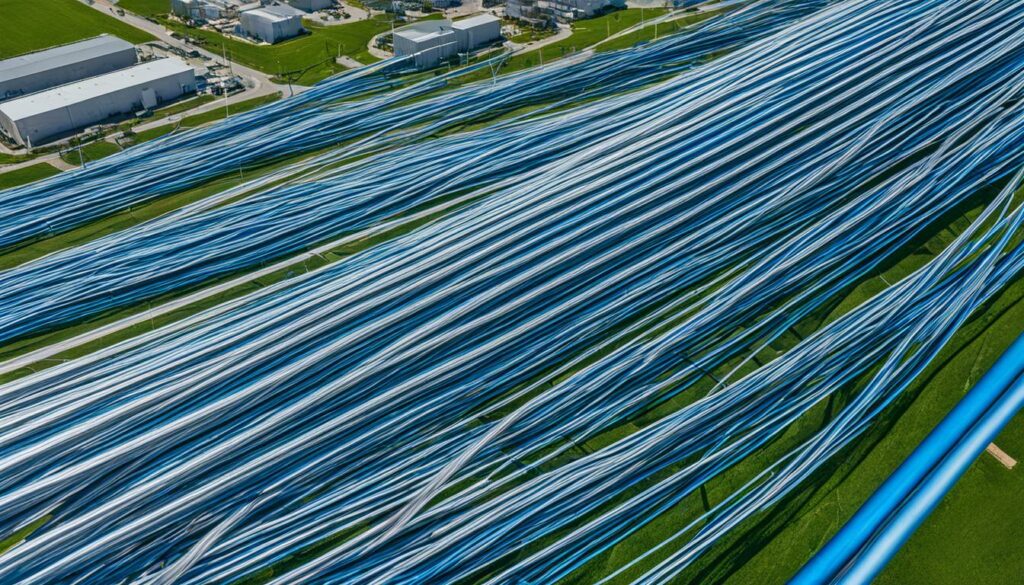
451,14 -> 501,52
0,35 -> 137,102
393,20 -> 457,70
0,59 -> 196,148
240,5 -> 305,44
287,0 -> 333,11
393,14 -> 501,69
172,0 -> 239,22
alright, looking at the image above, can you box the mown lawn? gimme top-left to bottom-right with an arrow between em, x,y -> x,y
0,163 -> 61,190
118,0 -> 172,17
128,93 -> 281,144
60,140 -> 122,166
500,9 -> 669,74
160,15 -> 435,85
179,92 -> 282,127
0,152 -> 35,166
556,186 -> 1024,585
0,0 -> 154,59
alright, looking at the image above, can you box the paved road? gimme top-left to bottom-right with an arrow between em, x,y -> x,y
83,0 -> 293,95
0,2 -> 298,175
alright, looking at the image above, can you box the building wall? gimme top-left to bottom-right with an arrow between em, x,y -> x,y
287,0 -> 333,11
393,30 -> 457,69
507,0 -> 620,23
174,0 -> 235,23
1,69 -> 196,147
452,18 -> 501,52
0,47 -> 137,102
240,12 -> 303,43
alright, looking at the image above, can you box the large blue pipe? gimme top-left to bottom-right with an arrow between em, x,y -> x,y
791,332 -> 1024,585
836,368 -> 1024,582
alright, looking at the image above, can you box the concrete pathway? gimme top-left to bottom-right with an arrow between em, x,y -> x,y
81,0 -> 294,96
987,443 -> 1018,469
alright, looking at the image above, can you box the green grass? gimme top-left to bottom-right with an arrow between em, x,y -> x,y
60,140 -> 122,166
0,152 -> 35,166
125,93 -> 281,144
131,124 -> 178,143
0,515 -> 50,556
595,11 -> 721,53
0,163 -> 61,190
551,186 -> 1024,585
4,17 -> 1018,581
118,0 -> 172,17
161,15 -> 439,85
501,9 -> 668,74
449,8 -> 705,84
152,93 -> 219,119
179,92 -> 282,127
507,24 -> 558,44
0,0 -> 154,59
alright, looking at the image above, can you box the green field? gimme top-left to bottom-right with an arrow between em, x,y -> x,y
127,93 -> 281,143
0,163 -> 61,190
180,93 -> 282,126
0,8 -> 1020,579
160,15 -> 437,85
151,93 -> 218,119
0,0 -> 154,59
550,186 -> 1024,585
60,140 -> 122,166
117,0 -> 172,17
499,9 -> 669,73
0,152 -> 35,167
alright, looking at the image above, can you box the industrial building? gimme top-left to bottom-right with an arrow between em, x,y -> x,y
451,14 -> 501,52
507,0 -> 622,24
239,4 -> 305,43
393,15 -> 502,69
393,20 -> 457,69
0,59 -> 196,148
172,0 -> 240,22
0,35 -> 138,102
286,0 -> 334,11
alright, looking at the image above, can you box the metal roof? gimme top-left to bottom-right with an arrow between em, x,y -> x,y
0,35 -> 135,85
451,13 -> 500,29
0,59 -> 194,121
245,3 -> 304,20
394,20 -> 454,43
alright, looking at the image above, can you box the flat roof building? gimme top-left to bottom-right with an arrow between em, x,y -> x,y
287,0 -> 334,11
451,14 -> 501,52
507,0 -> 622,24
0,58 -> 196,148
0,35 -> 138,102
393,20 -> 457,70
239,5 -> 305,43
172,0 -> 240,22
394,15 -> 502,69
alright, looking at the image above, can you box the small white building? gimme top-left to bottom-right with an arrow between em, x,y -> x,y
451,14 -> 501,52
507,0 -> 621,24
0,35 -> 138,102
172,0 -> 239,22
287,0 -> 333,11
393,20 -> 458,70
0,59 -> 196,147
240,5 -> 305,43
394,15 -> 502,69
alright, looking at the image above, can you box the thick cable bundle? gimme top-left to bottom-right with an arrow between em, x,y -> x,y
0,1 -> 1022,584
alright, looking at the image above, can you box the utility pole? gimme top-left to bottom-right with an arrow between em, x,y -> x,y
64,106 -> 85,168
221,42 -> 231,120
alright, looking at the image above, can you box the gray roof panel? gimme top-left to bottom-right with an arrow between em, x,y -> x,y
0,35 -> 136,85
